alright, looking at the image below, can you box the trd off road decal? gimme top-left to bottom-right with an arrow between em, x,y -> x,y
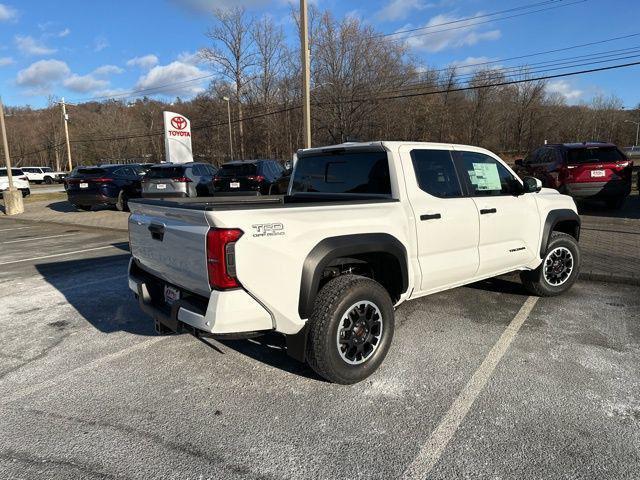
252,223 -> 285,237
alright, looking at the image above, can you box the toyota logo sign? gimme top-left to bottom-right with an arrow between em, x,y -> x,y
171,116 -> 188,130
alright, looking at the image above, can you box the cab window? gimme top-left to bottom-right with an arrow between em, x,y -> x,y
410,149 -> 462,198
457,151 -> 521,196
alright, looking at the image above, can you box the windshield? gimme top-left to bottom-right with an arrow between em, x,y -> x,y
72,168 -> 109,177
41,167 -> 53,172
567,147 -> 625,164
291,150 -> 391,195
217,163 -> 257,177
146,166 -> 185,179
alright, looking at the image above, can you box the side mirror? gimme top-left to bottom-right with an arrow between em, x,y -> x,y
522,176 -> 542,193
514,159 -> 524,167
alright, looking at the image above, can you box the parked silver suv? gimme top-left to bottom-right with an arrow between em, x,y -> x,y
142,163 -> 217,198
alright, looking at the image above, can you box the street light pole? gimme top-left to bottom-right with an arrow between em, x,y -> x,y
222,96 -> 233,161
300,0 -> 311,149
0,96 -> 24,215
625,120 -> 640,146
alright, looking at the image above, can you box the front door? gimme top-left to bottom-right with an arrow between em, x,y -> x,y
400,146 -> 480,293
454,149 -> 540,277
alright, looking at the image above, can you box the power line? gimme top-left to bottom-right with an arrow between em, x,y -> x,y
383,0 -> 586,42
376,0 -> 568,38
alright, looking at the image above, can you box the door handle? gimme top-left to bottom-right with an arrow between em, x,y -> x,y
480,208 -> 497,215
420,213 -> 442,220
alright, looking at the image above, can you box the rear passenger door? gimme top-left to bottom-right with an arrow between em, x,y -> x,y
454,150 -> 540,276
401,146 -> 480,293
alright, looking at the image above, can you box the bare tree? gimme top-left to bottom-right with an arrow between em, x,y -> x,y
201,7 -> 256,159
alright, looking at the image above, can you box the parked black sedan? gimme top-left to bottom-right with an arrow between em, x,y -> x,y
65,164 -> 148,211
213,159 -> 286,195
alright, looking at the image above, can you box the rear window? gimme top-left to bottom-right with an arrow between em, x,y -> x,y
291,150 -> 391,196
146,166 -> 185,179
567,147 -> 625,164
72,168 -> 108,177
217,163 -> 257,177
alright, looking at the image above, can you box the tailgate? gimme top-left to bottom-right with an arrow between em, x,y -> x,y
128,201 -> 211,297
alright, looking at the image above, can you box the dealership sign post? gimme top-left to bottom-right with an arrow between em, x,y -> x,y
163,111 -> 193,164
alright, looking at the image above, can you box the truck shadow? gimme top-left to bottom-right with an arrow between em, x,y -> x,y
34,249 -> 156,336
47,200 -> 117,213
199,334 -> 327,382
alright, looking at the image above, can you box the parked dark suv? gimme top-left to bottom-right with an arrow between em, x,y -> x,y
213,159 -> 285,195
65,164 -> 148,211
515,142 -> 633,209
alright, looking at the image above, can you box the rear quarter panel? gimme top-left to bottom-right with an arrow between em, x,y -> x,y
207,201 -> 415,334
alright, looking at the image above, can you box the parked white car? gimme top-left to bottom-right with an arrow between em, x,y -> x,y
21,166 -> 67,184
0,168 -> 30,197
128,141 -> 581,384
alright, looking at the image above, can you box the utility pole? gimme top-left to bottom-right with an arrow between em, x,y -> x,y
300,0 -> 311,149
222,96 -> 233,161
60,97 -> 73,171
0,96 -> 24,215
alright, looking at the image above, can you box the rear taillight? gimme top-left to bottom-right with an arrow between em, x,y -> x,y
172,176 -> 192,183
558,164 -> 572,183
247,175 -> 265,182
91,177 -> 113,183
213,176 -> 220,181
206,228 -> 243,290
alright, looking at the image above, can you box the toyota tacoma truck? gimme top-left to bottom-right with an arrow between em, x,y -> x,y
128,142 -> 581,384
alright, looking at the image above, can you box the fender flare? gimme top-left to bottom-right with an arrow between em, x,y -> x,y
540,209 -> 581,258
298,233 -> 409,319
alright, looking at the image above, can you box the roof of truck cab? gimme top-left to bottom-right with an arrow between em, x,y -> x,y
297,141 -> 501,156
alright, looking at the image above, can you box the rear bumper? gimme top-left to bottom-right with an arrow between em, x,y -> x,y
128,258 -> 273,335
67,192 -> 116,206
564,180 -> 631,198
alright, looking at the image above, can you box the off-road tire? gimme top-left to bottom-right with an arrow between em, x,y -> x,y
44,176 -> 54,184
306,274 -> 394,384
520,232 -> 580,297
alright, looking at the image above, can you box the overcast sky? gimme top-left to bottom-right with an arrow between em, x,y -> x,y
1,0 -> 639,108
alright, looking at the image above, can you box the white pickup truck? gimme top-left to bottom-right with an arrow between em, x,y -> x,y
128,142 -> 581,384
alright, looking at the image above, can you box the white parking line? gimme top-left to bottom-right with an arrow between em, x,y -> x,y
401,296 -> 539,479
0,226 -> 37,232
1,233 -> 76,244
0,245 -> 124,266
1,337 -> 169,404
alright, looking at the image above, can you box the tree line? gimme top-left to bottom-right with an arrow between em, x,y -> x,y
3,6 -> 639,170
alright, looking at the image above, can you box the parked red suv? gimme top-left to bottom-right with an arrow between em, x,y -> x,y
515,142 -> 633,209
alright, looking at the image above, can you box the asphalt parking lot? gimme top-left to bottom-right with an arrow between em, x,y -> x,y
0,218 -> 639,479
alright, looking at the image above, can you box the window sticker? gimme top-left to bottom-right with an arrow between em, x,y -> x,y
468,162 -> 501,191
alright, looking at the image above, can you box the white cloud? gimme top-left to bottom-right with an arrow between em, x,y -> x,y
176,51 -> 203,66
401,12 -> 501,52
16,59 -> 70,87
63,74 -> 109,93
376,0 -> 435,22
0,56 -> 13,67
92,64 -> 124,76
15,35 -> 57,56
0,3 -> 17,21
94,36 -> 109,52
135,61 -> 210,97
449,56 -> 500,75
58,28 -> 71,38
547,80 -> 583,102
127,54 -> 159,69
